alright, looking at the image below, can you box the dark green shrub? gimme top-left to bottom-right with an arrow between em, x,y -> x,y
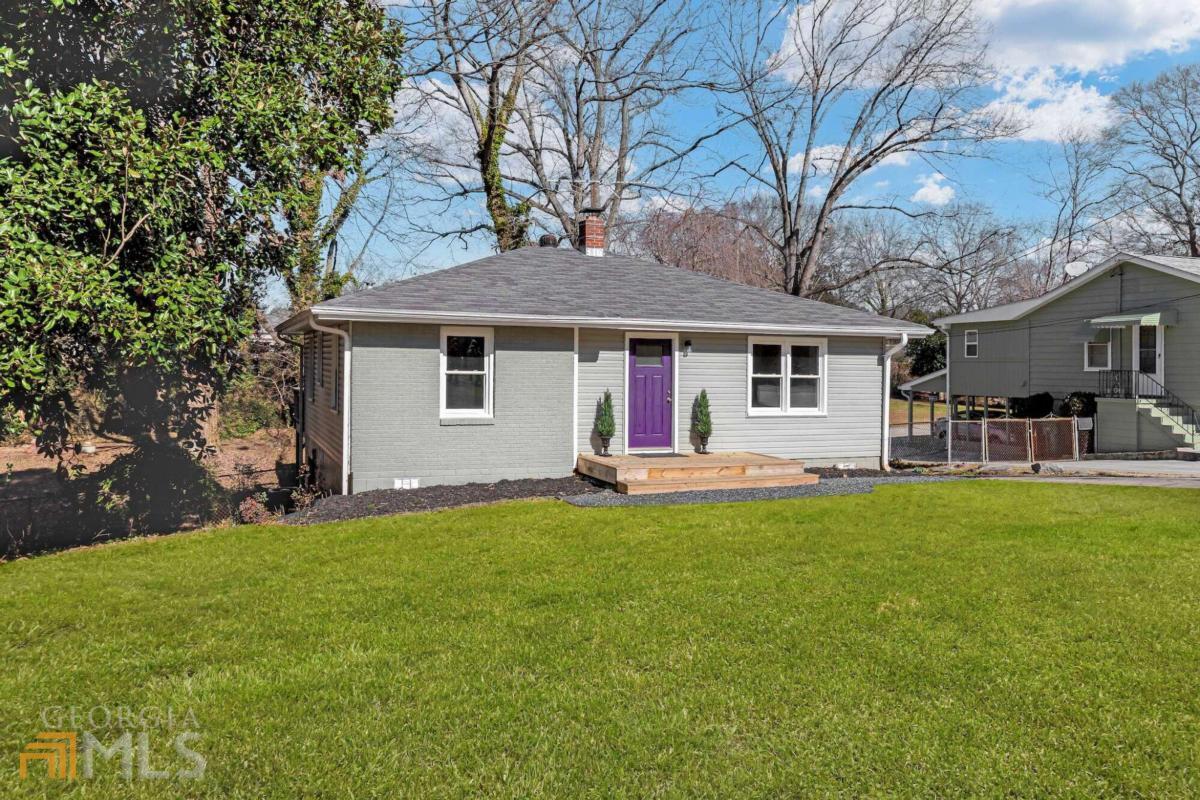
1011,392 -> 1055,418
1060,392 -> 1098,418
594,390 -> 615,439
691,390 -> 712,439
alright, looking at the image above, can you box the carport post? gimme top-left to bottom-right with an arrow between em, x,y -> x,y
906,391 -> 914,437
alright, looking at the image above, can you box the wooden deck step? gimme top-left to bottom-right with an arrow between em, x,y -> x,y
616,472 -> 819,495
577,451 -> 818,494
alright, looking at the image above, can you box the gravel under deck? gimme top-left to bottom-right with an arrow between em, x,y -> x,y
563,475 -> 960,507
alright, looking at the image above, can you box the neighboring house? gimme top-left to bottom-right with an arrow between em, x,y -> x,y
932,252 -> 1200,454
277,213 -> 929,493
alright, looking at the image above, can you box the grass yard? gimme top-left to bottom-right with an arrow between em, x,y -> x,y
3,482 -> 1200,798
890,397 -> 947,424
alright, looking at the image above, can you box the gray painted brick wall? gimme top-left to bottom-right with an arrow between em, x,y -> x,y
350,322 -> 574,490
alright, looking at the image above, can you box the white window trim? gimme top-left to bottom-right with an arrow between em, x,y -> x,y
439,325 -> 494,419
1083,339 -> 1111,372
330,341 -> 341,410
964,329 -> 979,359
317,332 -> 325,386
746,336 -> 827,417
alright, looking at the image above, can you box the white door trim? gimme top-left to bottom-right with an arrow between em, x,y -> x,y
1131,323 -> 1165,385
622,331 -> 679,454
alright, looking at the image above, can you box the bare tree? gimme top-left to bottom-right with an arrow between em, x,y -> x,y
1029,129 -> 1120,293
814,213 -> 925,315
1109,64 -> 1200,256
405,0 -> 560,250
915,202 -> 1021,313
508,0 -> 720,245
614,198 -> 782,287
712,0 -> 1016,296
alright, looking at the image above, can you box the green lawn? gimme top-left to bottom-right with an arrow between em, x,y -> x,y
3,483 -> 1200,798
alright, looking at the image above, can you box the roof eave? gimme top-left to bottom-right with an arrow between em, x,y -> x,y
934,251 -> 1200,327
310,306 -> 930,338
275,308 -> 313,336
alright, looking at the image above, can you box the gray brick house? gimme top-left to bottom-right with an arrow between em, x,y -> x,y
277,214 -> 929,493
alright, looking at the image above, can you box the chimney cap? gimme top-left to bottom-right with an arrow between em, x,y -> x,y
580,205 -> 605,215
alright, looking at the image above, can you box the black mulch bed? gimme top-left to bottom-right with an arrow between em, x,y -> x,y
282,475 -> 605,525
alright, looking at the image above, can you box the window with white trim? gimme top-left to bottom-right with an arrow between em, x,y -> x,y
1084,334 -> 1111,371
440,326 -> 493,417
964,329 -> 979,358
747,337 -> 826,415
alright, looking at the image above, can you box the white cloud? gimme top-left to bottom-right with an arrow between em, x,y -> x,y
979,0 -> 1200,74
973,1 -> 1200,142
911,173 -> 955,206
987,67 -> 1114,142
873,179 -> 890,189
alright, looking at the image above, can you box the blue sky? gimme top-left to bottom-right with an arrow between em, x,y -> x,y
264,0 -> 1200,307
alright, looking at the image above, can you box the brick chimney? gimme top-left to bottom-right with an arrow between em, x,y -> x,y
576,207 -> 605,257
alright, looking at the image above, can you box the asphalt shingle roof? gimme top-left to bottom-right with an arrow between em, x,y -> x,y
306,246 -> 928,335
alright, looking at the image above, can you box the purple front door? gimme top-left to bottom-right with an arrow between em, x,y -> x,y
628,338 -> 673,449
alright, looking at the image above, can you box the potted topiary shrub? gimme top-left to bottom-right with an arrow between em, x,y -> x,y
691,389 -> 713,453
594,390 -> 615,456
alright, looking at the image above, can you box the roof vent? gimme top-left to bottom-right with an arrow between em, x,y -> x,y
538,233 -> 559,248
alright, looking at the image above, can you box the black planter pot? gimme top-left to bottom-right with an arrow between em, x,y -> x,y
599,436 -> 612,456
698,436 -> 710,454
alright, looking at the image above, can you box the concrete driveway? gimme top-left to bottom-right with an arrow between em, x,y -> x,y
983,459 -> 1200,489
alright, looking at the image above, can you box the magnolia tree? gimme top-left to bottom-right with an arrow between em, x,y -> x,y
0,0 -> 402,527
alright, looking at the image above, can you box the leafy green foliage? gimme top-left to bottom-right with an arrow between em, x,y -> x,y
219,371 -> 284,439
904,328 -> 947,378
0,0 -> 402,480
594,390 -> 615,439
691,388 -> 712,439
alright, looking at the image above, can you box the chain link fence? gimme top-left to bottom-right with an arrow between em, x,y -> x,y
891,416 -> 1093,463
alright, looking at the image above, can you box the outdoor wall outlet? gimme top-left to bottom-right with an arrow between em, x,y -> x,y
393,478 -> 420,490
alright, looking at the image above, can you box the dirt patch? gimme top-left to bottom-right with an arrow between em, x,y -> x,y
1,429 -> 296,558
284,476 -> 606,525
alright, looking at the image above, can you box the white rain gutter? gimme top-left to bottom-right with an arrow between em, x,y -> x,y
309,318 -> 352,495
881,333 -> 909,470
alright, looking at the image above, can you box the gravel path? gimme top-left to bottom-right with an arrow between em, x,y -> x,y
563,475 -> 959,508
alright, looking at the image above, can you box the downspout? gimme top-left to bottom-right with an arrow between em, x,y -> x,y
310,316 -> 352,495
881,333 -> 909,470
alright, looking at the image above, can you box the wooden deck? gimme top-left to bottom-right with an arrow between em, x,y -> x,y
576,451 -> 818,494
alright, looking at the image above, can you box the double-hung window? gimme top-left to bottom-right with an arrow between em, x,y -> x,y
747,337 -> 826,415
964,330 -> 979,358
1084,334 -> 1111,371
440,326 -> 493,418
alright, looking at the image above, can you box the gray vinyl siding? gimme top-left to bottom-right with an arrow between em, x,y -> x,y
576,328 -> 626,455
947,322 -> 1030,397
949,263 -> 1200,406
350,323 -> 574,490
302,329 -> 344,491
676,333 -> 885,464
